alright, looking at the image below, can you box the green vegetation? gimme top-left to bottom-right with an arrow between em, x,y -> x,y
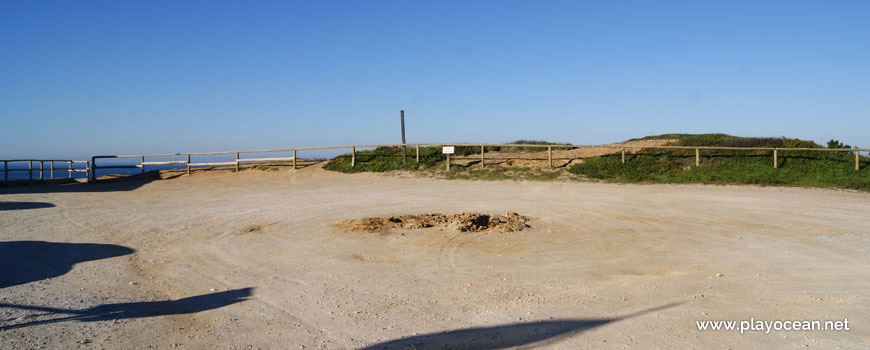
571,134 -> 869,191
323,134 -> 868,191
322,141 -> 568,173
323,145 -> 468,173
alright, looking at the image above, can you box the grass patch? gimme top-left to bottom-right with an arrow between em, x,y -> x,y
571,135 -> 869,190
254,165 -> 279,172
323,141 -> 568,173
323,146 -> 457,173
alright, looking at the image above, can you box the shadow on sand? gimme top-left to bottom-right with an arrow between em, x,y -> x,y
0,201 -> 55,211
0,160 -> 324,195
0,288 -> 254,330
0,175 -> 158,194
359,302 -> 682,350
0,241 -> 135,289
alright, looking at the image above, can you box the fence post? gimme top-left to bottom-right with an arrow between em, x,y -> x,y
480,145 -> 485,167
351,147 -> 356,167
90,157 -> 97,181
50,161 -> 54,180
773,148 -> 778,169
446,152 -> 450,171
235,152 -> 240,172
695,148 -> 700,166
39,161 -> 43,181
68,161 -> 72,179
416,145 -> 420,164
400,110 -> 406,165
29,160 -> 32,181
292,150 -> 297,170
856,148 -> 860,171
548,146 -> 552,170
3,161 -> 7,181
186,154 -> 191,175
140,156 -> 145,175
621,148 -> 625,164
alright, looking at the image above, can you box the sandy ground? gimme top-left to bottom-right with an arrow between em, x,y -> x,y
1,164 -> 869,349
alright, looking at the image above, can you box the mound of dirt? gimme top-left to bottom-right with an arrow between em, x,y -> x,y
335,212 -> 531,233
448,139 -> 677,169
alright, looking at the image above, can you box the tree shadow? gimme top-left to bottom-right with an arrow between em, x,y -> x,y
0,201 -> 55,211
0,241 -> 135,289
359,302 -> 682,350
0,288 -> 253,330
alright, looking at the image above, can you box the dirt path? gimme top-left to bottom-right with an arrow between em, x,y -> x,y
2,166 -> 869,349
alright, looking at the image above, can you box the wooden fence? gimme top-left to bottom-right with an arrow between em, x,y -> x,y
420,143 -> 868,171
2,142 -> 866,183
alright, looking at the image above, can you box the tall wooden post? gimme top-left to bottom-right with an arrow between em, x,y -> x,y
415,145 -> 420,164
400,110 -> 406,165
547,146 -> 552,170
293,150 -> 297,170
39,161 -> 43,181
773,149 -> 778,169
68,161 -> 72,179
186,154 -> 191,175
695,148 -> 700,166
480,145 -> 485,167
90,157 -> 96,181
621,148 -> 625,163
351,147 -> 356,167
50,161 -> 54,180
856,148 -> 860,171
141,156 -> 145,175
446,153 -> 450,171
235,152 -> 240,172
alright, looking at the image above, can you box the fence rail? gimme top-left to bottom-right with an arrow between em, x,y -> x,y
3,142 -> 867,183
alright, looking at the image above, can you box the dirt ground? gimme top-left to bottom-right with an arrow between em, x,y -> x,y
1,164 -> 869,349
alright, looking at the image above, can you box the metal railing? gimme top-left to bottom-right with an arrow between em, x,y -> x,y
1,159 -> 90,182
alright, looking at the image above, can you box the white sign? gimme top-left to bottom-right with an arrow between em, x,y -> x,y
442,146 -> 455,154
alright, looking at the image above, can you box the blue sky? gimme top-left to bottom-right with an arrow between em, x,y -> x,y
2,1 -> 868,159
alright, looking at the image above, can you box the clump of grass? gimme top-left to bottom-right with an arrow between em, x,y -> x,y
255,165 -> 279,172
